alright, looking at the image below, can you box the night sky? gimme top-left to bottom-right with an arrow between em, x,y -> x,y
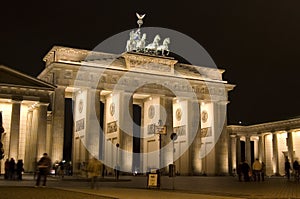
1,0 -> 300,125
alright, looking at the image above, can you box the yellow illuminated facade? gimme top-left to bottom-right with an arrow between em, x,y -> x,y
1,47 -> 300,176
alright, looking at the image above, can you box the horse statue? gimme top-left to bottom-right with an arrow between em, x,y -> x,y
145,34 -> 161,55
157,37 -> 170,56
126,31 -> 137,52
136,33 -> 146,53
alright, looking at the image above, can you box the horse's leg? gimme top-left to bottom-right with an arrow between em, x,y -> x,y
166,50 -> 169,56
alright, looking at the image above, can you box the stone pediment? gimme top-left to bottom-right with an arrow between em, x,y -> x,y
0,65 -> 55,90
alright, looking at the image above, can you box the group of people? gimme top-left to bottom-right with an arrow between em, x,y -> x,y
3,153 -> 104,189
36,153 -> 101,189
52,160 -> 73,178
4,158 -> 24,180
237,158 -> 265,182
284,157 -> 300,181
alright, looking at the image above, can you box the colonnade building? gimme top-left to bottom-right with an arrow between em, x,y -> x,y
228,119 -> 300,176
2,46 -> 299,176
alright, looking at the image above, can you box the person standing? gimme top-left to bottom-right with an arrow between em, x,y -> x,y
87,157 -> 101,189
8,158 -> 16,180
285,157 -> 291,180
261,162 -> 265,181
237,162 -> 243,182
252,158 -> 262,181
293,159 -> 299,182
35,153 -> 52,187
16,159 -> 24,180
241,160 -> 250,182
4,159 -> 9,180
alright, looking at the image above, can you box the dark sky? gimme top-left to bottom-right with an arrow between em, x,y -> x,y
1,0 -> 300,125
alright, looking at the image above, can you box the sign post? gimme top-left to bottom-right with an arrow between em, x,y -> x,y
147,169 -> 160,188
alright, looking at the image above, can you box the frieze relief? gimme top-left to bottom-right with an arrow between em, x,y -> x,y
174,125 -> 186,136
107,121 -> 117,134
69,68 -> 227,97
64,70 -> 73,79
200,127 -> 212,138
123,53 -> 177,73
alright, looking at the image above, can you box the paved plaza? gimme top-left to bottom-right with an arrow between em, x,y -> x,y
1,174 -> 300,198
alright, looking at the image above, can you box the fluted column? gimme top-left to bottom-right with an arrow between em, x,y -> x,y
258,134 -> 265,162
236,136 -> 241,165
159,97 -> 173,171
30,105 -> 39,168
272,132 -> 279,175
119,92 -> 133,172
9,99 -> 21,160
24,108 -> 33,171
230,135 -> 237,172
51,86 -> 65,162
287,130 -> 294,163
245,136 -> 251,163
36,103 -> 49,158
86,89 -> 100,158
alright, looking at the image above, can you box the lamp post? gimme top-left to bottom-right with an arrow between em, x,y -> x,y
115,143 -> 120,181
155,120 -> 166,169
170,132 -> 177,190
0,111 -> 4,160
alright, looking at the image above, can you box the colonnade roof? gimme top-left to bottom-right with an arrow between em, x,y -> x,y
228,117 -> 300,135
0,65 -> 55,102
0,65 -> 55,90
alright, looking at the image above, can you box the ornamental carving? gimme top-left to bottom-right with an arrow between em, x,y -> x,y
107,121 -> 117,134
174,125 -> 186,136
176,108 -> 182,121
110,103 -> 115,116
201,110 -> 208,123
148,105 -> 155,119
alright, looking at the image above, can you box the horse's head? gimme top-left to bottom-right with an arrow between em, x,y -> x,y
163,38 -> 170,45
154,34 -> 161,42
141,33 -> 146,40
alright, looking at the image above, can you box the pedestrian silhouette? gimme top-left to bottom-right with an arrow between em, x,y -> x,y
16,159 -> 24,180
8,158 -> 15,180
285,157 -> 291,180
87,157 -> 101,189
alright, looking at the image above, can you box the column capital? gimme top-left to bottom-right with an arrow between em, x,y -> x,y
11,99 -> 22,104
36,102 -> 50,107
271,130 -> 277,134
11,96 -> 23,102
286,129 -> 295,133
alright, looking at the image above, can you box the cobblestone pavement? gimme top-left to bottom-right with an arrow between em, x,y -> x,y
1,174 -> 300,198
0,186 -> 110,199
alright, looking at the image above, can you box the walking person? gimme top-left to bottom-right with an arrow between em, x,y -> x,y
285,157 -> 291,180
252,158 -> 262,182
35,153 -> 52,187
87,157 -> 101,189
